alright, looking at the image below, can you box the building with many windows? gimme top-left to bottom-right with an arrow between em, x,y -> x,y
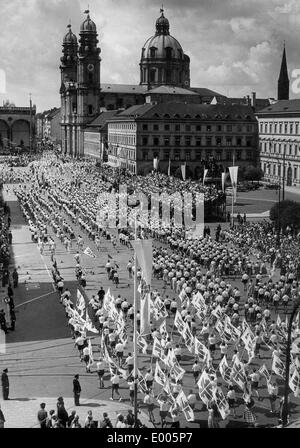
257,99 -> 300,188
107,102 -> 258,176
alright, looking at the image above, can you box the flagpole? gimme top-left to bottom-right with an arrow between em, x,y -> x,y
133,207 -> 139,427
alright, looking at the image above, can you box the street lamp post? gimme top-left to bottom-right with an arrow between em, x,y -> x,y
282,297 -> 300,426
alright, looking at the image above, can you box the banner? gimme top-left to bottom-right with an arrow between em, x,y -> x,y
258,364 -> 271,383
194,337 -> 209,362
181,163 -> 186,181
221,172 -> 226,193
176,390 -> 195,422
272,353 -> 286,378
140,291 -> 151,335
203,168 -> 208,186
197,371 -> 214,406
76,289 -> 86,317
232,358 -> 247,390
174,310 -> 186,334
131,240 -> 153,286
83,246 -> 96,258
213,387 -> 230,420
229,166 -> 239,203
154,360 -> 167,386
83,309 -> 99,334
290,368 -> 300,397
152,337 -> 163,359
168,158 -> 171,177
218,356 -> 232,384
153,157 -> 159,170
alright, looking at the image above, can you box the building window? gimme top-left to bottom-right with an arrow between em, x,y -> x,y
175,124 -> 180,131
150,69 -> 156,83
216,151 -> 222,161
196,125 -> 201,131
185,137 -> 191,146
196,138 -> 201,146
206,125 -> 211,132
260,123 -> 263,133
185,150 -> 191,161
274,123 -> 278,133
294,166 -> 297,179
164,124 -> 170,131
153,137 -> 159,146
296,123 -> 299,133
166,70 -> 171,83
165,47 -> 172,59
226,137 -> 232,146
216,137 -> 222,146
185,124 -> 191,132
150,47 -> 156,58
226,151 -> 231,161
164,150 -> 170,160
196,149 -> 202,160
237,125 -> 242,132
175,136 -> 181,146
206,137 -> 212,146
285,123 -> 288,133
278,165 -> 281,176
143,151 -> 148,161
142,124 -> 148,131
247,125 -> 253,132
164,137 -> 170,146
246,139 -> 252,147
217,125 -> 222,132
227,125 -> 232,132
88,104 -> 93,115
153,124 -> 159,131
237,137 -> 242,146
279,123 -> 282,133
142,136 -> 148,145
290,123 -> 293,134
236,150 -> 242,161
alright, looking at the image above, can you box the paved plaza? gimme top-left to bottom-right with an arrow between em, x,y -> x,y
0,180 -> 299,428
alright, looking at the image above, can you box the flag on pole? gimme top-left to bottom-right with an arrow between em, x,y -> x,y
154,360 -> 167,386
76,289 -> 86,317
176,390 -> 195,422
197,371 -> 214,406
83,246 -> 96,258
153,157 -> 159,170
181,163 -> 186,181
218,356 -> 232,384
258,364 -> 271,383
289,367 -> 300,397
213,387 -> 230,420
272,353 -> 286,378
168,158 -> 171,177
221,172 -> 226,192
203,168 -> 208,185
131,240 -> 153,286
152,337 -> 163,359
194,337 -> 209,362
229,166 -> 239,203
174,310 -> 186,333
83,309 -> 99,333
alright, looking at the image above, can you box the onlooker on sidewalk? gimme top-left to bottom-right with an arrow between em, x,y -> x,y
1,368 -> 9,400
73,374 -> 81,406
37,403 -> 48,428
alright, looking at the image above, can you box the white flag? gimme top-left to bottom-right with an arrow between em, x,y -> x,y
203,168 -> 208,185
83,246 -> 96,258
181,163 -> 186,181
76,289 -> 86,317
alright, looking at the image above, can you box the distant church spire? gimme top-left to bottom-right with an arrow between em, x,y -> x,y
278,42 -> 289,100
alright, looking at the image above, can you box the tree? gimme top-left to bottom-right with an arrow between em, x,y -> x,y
270,200 -> 300,233
243,165 -> 264,183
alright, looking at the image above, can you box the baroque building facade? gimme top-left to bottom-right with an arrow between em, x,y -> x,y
60,9 -> 227,157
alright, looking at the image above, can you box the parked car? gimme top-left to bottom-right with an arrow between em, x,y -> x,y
264,183 -> 281,190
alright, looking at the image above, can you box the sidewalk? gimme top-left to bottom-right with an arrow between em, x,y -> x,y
1,396 -> 152,428
285,185 -> 300,195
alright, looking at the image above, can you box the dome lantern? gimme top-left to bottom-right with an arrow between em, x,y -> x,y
155,7 -> 170,35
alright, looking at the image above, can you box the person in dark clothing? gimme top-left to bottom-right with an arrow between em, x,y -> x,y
0,310 -> 8,334
10,309 -> 16,331
73,374 -> 81,406
56,397 -> 68,427
7,284 -> 13,300
1,368 -> 9,400
37,403 -> 48,428
8,232 -> 12,244
97,287 -> 105,307
12,269 -> 18,288
2,270 -> 9,287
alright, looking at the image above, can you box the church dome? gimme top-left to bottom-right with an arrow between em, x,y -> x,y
141,9 -> 184,60
142,34 -> 184,60
63,25 -> 77,44
80,11 -> 97,33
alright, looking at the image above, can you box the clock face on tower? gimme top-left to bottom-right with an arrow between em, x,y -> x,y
87,64 -> 94,72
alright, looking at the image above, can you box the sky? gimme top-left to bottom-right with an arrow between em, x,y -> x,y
1,0 -> 300,111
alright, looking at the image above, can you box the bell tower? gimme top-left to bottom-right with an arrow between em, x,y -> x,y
77,10 -> 101,156
60,24 -> 78,155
